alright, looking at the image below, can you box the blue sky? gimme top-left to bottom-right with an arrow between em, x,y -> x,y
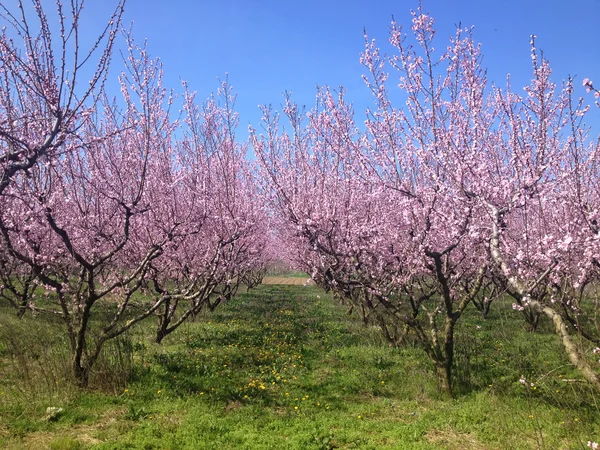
21,0 -> 600,135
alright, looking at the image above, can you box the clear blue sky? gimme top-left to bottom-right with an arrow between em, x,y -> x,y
26,0 -> 600,135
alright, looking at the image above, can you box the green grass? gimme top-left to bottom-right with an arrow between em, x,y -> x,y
264,270 -> 310,278
0,284 -> 599,449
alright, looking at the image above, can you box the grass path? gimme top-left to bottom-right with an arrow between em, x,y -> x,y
1,284 -> 599,449
261,276 -> 314,285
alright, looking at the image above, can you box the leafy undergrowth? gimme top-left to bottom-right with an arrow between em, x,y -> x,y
0,284 -> 599,449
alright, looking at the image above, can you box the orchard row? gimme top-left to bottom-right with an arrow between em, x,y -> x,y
1,1 -> 599,396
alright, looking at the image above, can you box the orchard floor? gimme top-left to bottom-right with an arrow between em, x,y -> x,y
1,283 -> 599,449
262,276 -> 314,285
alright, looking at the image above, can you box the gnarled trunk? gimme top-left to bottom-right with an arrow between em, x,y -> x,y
534,301 -> 600,390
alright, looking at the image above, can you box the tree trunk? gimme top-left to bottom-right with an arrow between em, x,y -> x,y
438,316 -> 457,398
435,362 -> 453,398
536,302 -> 600,390
155,326 -> 167,344
73,357 -> 89,388
72,306 -> 92,387
523,309 -> 540,332
16,305 -> 27,319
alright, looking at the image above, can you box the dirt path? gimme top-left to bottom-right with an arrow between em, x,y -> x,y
261,276 -> 314,285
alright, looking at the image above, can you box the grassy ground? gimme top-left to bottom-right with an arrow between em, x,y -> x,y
0,284 -> 599,449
